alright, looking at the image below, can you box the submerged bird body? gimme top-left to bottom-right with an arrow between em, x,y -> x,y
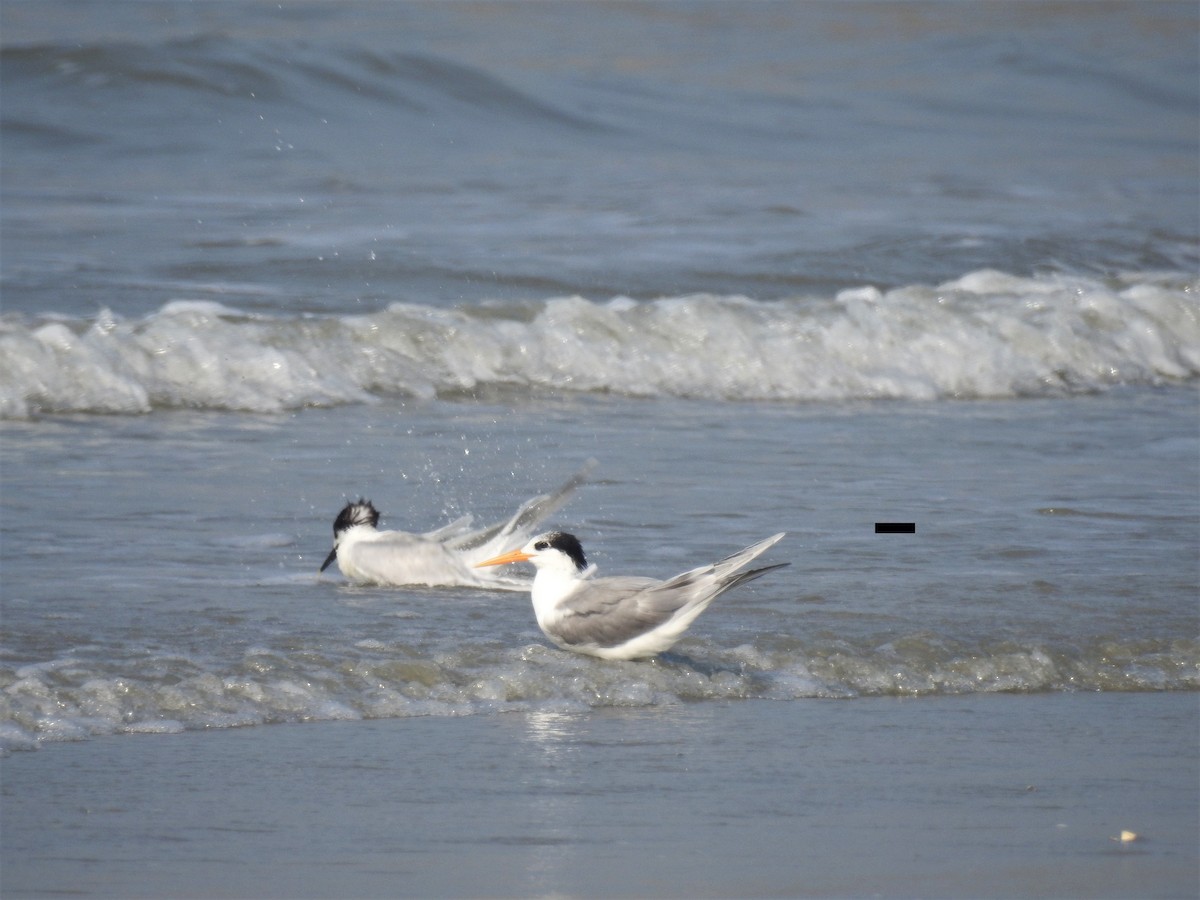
476,531 -> 787,659
323,506 -> 485,586
320,463 -> 593,590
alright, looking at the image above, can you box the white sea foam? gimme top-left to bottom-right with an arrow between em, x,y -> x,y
1,271 -> 1196,418
1,634 -> 1194,751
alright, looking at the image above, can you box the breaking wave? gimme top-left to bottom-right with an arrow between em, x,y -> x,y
2,633 -> 1195,752
2,270 -> 1196,418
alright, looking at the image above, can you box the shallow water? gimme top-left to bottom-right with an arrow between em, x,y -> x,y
2,387 -> 1196,749
3,695 -> 1196,898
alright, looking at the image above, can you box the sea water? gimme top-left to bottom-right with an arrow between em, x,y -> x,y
1,2 -> 1197,896
2,386 -> 1196,742
3,695 -> 1197,899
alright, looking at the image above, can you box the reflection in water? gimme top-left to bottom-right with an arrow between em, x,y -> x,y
514,705 -> 719,897
519,709 -> 588,898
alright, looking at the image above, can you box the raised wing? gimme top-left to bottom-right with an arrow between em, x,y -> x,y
446,459 -> 596,557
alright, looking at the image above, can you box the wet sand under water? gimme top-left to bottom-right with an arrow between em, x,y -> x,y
2,692 -> 1196,899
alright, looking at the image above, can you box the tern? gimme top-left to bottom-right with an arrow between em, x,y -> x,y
320,461 -> 594,589
474,531 -> 787,659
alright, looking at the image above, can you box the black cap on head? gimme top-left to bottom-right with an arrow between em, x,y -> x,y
533,531 -> 587,571
334,499 -> 379,535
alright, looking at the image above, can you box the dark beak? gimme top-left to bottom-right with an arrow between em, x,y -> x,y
319,547 -> 338,573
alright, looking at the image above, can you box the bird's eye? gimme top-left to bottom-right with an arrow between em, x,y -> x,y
534,541 -> 548,551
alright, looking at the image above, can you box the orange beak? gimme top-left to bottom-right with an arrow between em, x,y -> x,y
473,548 -> 533,568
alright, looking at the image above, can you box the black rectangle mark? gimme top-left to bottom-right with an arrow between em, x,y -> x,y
875,522 -> 916,534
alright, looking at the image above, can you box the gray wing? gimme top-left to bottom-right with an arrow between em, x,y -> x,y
552,576 -> 675,648
552,533 -> 789,648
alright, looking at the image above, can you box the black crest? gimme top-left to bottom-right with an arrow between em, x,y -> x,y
534,531 -> 588,571
333,499 -> 379,535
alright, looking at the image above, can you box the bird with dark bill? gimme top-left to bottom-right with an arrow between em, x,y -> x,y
319,461 -> 594,589
475,531 -> 787,659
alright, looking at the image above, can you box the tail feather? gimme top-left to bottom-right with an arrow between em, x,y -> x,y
716,532 -> 787,568
660,532 -> 786,592
719,561 -> 790,593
